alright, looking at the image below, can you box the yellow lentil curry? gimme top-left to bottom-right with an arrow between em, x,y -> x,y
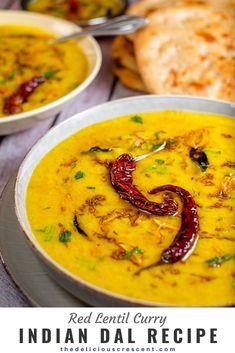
26,111 -> 235,306
0,25 -> 88,117
27,0 -> 125,21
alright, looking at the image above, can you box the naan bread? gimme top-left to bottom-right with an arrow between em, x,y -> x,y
112,0 -> 235,101
127,0 -> 182,17
112,61 -> 147,92
112,36 -> 147,92
127,0 -> 235,17
134,4 -> 235,101
112,35 -> 139,73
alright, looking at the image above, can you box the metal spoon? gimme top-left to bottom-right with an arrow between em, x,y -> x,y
50,15 -> 149,44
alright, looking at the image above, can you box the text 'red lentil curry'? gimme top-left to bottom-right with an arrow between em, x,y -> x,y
0,25 -> 88,117
26,111 -> 235,306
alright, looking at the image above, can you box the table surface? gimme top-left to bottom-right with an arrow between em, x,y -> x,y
0,0 -> 139,306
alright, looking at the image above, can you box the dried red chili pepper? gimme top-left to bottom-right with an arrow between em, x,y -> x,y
110,153 -> 178,216
149,184 -> 199,264
135,185 -> 199,275
69,0 -> 79,13
3,76 -> 46,115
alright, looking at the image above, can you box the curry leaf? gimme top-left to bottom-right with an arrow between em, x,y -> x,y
73,215 -> 88,237
190,147 -> 209,172
85,146 -> 112,153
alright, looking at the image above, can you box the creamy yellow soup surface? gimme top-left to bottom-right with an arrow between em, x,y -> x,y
0,25 -> 88,117
26,111 -> 235,306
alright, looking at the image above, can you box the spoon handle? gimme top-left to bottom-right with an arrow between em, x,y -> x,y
51,16 -> 149,44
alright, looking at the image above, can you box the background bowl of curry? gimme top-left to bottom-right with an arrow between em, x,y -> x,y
21,0 -> 128,26
15,96 -> 235,307
0,10 -> 101,135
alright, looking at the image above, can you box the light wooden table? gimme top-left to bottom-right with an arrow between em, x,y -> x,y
0,0 -> 139,306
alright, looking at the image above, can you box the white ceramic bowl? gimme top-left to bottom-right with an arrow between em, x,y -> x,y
15,96 -> 235,306
0,10 -> 101,135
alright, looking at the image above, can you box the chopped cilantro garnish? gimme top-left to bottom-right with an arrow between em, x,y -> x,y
205,254 -> 235,267
155,131 -> 166,140
59,230 -> 72,243
166,138 -> 175,146
74,170 -> 85,180
155,159 -> 165,165
151,143 -> 163,151
86,186 -> 96,189
131,115 -> 143,124
37,225 -> 54,241
44,69 -> 59,79
38,225 -> 53,234
204,148 -> 221,155
123,247 -> 144,259
144,162 -> 167,174
0,72 -> 15,84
